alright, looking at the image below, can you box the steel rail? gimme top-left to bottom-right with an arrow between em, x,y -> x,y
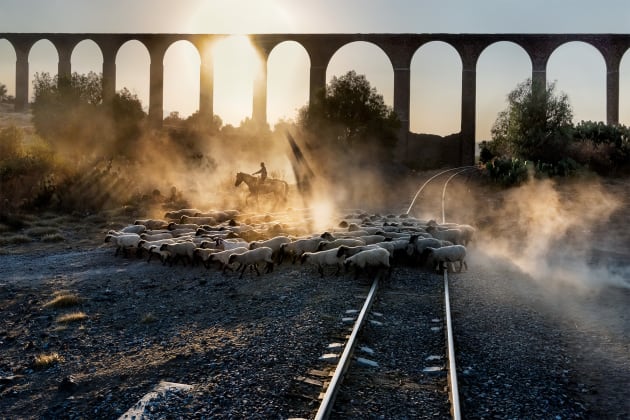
406,166 -> 477,215
441,167 -> 477,224
314,277 -> 380,420
443,269 -> 462,420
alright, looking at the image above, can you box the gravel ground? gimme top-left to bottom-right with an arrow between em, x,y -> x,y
1,176 -> 629,419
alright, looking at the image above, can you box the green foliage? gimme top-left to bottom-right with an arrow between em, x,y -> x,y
31,72 -> 146,158
298,70 -> 400,162
0,82 -> 7,102
490,79 -> 573,164
570,120 -> 630,175
485,157 -> 531,187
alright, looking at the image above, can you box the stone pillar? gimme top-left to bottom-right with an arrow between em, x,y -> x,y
531,54 -> 548,96
101,43 -> 117,105
57,45 -> 72,82
605,54 -> 622,126
14,44 -> 30,111
199,46 -> 214,121
460,55 -> 477,166
309,63 -> 327,105
252,53 -> 268,126
391,52 -> 412,158
148,46 -> 165,127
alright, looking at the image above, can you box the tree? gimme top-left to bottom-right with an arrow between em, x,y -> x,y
31,72 -> 146,157
489,79 -> 573,164
0,83 -> 7,102
298,71 -> 400,161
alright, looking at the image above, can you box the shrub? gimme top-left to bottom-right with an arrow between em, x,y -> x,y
43,293 -> 82,308
485,157 -> 531,187
33,352 -> 64,369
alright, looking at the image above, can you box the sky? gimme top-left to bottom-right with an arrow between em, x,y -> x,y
1,0 -> 630,140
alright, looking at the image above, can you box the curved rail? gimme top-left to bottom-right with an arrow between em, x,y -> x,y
406,166 -> 477,215
315,277 -> 380,420
444,269 -> 461,420
441,167 -> 478,224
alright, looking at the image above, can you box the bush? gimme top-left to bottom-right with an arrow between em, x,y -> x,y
485,157 -> 531,187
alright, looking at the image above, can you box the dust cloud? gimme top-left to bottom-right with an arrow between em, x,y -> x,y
473,177 -> 629,291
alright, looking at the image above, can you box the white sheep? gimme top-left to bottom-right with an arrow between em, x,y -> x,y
208,247 -> 249,272
120,225 -> 146,234
279,237 -> 322,264
426,225 -> 464,245
134,219 -> 169,230
406,237 -> 445,257
192,247 -> 221,268
317,238 -> 366,251
147,245 -> 172,265
140,232 -> 173,241
249,236 -> 292,262
358,235 -> 387,245
137,238 -> 175,260
344,247 -> 391,279
104,232 -> 141,257
168,222 -> 200,231
423,245 -> 468,273
336,244 -> 379,258
160,241 -> 196,266
180,215 -> 218,226
228,247 -> 275,279
300,248 -> 346,277
164,208 -> 201,220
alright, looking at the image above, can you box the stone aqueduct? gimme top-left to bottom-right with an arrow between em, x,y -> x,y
1,33 -> 630,164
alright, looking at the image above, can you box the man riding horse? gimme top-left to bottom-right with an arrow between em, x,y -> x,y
252,162 -> 267,185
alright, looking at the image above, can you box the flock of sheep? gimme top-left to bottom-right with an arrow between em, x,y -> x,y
104,207 -> 475,279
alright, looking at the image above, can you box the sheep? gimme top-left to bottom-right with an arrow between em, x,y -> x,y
192,247 -> 221,268
169,228 -> 197,238
134,219 -> 169,230
215,237 -> 250,250
278,237 -> 323,264
168,222 -> 200,231
137,238 -> 175,259
300,248 -> 346,277
104,233 -> 141,257
422,245 -> 468,273
406,237 -> 447,263
147,245 -> 172,265
343,247 -> 391,279
336,244 -> 380,258
358,235 -> 387,245
317,238 -> 366,251
164,208 -> 201,220
208,247 -> 249,272
425,225 -> 464,245
456,224 -> 476,246
160,241 -> 196,266
120,224 -> 146,234
180,215 -> 218,226
249,236 -> 292,261
228,247 -> 275,279
140,232 -> 173,241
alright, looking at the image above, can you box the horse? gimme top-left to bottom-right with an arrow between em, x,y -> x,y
234,172 -> 288,205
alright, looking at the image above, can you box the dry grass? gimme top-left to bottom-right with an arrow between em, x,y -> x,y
25,226 -> 60,238
33,352 -> 64,370
0,234 -> 32,246
41,233 -> 65,243
43,293 -> 82,309
141,313 -> 157,324
56,312 -> 88,324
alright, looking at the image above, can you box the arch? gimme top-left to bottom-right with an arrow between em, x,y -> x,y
327,41 -> 394,106
476,41 -> 532,141
28,39 -> 58,102
163,40 -> 200,118
547,41 -> 606,124
212,35 -> 261,126
71,39 -> 103,76
116,40 -> 150,111
0,39 -> 16,99
267,40 -> 310,125
619,49 -> 630,126
410,41 -> 462,135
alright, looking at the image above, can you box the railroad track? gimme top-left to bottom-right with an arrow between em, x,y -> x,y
283,265 -> 461,419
